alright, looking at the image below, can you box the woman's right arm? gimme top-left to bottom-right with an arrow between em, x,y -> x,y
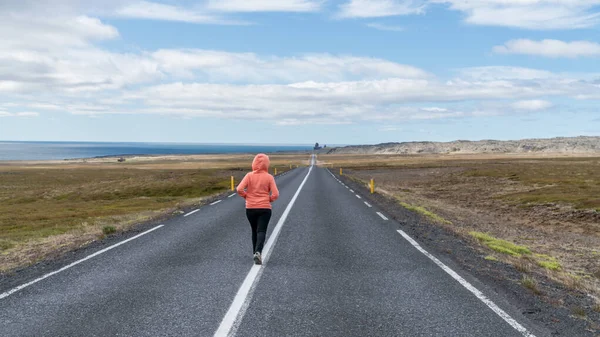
269,176 -> 279,202
237,173 -> 250,198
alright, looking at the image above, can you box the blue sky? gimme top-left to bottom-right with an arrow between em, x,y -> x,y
0,0 -> 599,145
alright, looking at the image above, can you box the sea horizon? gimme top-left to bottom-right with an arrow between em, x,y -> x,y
0,141 -> 323,161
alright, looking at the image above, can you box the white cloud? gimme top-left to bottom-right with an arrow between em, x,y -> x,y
456,66 -> 556,81
511,100 -> 553,111
338,0 -> 425,18
421,107 -> 448,112
380,125 -> 404,131
151,50 -> 429,83
116,0 -> 322,23
115,1 -> 239,24
494,39 -> 600,58
1,1 -> 599,127
1,14 -> 119,50
72,74 -> 594,123
366,22 -> 404,31
336,0 -> 600,28
207,0 -> 322,12
6,70 -> 599,124
0,111 -> 39,117
15,112 -> 40,117
431,0 -> 600,29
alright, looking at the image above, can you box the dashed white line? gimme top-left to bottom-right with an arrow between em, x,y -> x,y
0,225 -> 164,300
184,209 -> 200,217
210,200 -> 222,206
364,202 -> 372,207
349,189 -> 354,193
228,193 -> 236,198
214,166 -> 313,337
356,195 -> 362,199
396,230 -> 536,337
376,212 -> 388,220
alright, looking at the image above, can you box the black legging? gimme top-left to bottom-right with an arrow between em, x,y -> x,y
246,209 -> 272,254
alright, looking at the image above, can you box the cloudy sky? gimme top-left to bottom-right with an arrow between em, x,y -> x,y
0,0 -> 599,145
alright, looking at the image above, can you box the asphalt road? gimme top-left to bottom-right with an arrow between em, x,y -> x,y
0,157 -> 548,336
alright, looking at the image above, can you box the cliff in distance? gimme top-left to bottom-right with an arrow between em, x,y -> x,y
326,136 -> 600,155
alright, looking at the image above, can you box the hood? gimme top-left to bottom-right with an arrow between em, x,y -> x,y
252,153 -> 270,172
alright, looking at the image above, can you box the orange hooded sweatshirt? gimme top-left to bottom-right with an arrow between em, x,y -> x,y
237,154 -> 279,209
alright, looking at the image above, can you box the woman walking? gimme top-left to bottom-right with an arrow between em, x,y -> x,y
237,154 -> 279,265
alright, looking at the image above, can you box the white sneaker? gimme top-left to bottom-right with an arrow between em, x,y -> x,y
253,252 -> 262,265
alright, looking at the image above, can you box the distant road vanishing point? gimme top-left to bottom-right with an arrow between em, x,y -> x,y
0,155 -> 547,337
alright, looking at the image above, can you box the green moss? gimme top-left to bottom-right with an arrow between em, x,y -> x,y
469,231 -> 531,256
399,201 -> 453,225
534,254 -> 562,271
538,260 -> 561,270
484,255 -> 498,261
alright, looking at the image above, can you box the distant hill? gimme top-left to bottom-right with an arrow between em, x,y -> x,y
326,136 -> 600,155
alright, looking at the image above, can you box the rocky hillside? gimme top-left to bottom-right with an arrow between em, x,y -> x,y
326,136 -> 600,155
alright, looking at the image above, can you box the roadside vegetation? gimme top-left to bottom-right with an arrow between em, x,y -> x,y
0,154 -> 308,272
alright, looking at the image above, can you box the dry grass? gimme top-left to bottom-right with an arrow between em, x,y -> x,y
572,306 -> 587,318
319,153 -> 600,300
522,275 -> 542,295
0,154 -> 309,272
514,259 -> 532,273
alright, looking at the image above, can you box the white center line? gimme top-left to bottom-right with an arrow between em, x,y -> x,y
184,209 -> 200,217
210,200 -> 222,206
0,225 -> 164,300
364,201 -> 372,207
228,193 -> 236,198
356,195 -> 362,199
396,230 -> 536,337
376,212 -> 388,220
214,166 -> 313,337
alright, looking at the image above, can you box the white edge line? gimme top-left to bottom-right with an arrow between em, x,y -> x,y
0,225 -> 164,300
210,200 -> 222,206
396,230 -> 536,337
184,209 -> 200,217
349,189 -> 354,193
228,193 -> 236,198
364,202 -> 372,207
356,195 -> 362,199
214,166 -> 313,337
376,212 -> 388,220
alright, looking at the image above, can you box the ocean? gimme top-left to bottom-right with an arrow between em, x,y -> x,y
0,141 -> 313,161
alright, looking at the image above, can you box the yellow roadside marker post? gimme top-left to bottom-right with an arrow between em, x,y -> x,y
340,168 -> 343,176
231,176 -> 234,191
370,179 -> 374,194
275,168 -> 278,175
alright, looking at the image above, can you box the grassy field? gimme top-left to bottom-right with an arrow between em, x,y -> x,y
0,154 -> 309,272
318,153 -> 600,304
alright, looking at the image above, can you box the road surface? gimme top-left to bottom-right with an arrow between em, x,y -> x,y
0,155 -> 547,336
